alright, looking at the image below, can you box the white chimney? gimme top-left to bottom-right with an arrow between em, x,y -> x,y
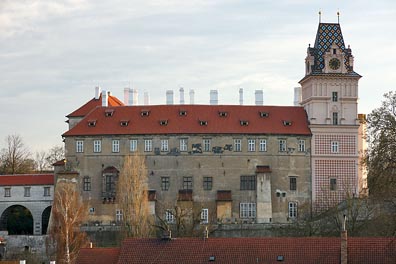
124,88 -> 130,105
189,89 -> 195,104
210,90 -> 218,105
144,91 -> 150,105
255,90 -> 263,105
239,88 -> 243,105
294,87 -> 302,106
166,90 -> 174,105
179,87 -> 185,104
95,86 -> 101,100
131,89 -> 138,105
102,90 -> 108,107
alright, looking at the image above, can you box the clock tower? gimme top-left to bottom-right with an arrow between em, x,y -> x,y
299,21 -> 362,209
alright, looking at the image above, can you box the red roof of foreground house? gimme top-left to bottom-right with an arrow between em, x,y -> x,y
63,105 -> 311,137
76,248 -> 120,264
67,94 -> 124,118
76,237 -> 396,264
0,174 -> 54,186
120,237 -> 396,264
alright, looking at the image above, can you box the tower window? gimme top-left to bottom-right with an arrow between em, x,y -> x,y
332,92 -> 338,102
333,49 -> 336,54
333,112 -> 338,125
330,178 -> 337,191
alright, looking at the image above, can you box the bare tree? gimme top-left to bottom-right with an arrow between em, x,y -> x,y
50,180 -> 88,264
35,150 -> 49,172
0,134 -> 33,174
46,145 -> 65,166
117,153 -> 152,239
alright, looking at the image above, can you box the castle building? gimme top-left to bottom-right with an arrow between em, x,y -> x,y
299,22 -> 363,208
61,19 -> 364,228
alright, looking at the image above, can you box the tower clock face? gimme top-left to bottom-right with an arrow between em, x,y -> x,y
329,58 -> 341,70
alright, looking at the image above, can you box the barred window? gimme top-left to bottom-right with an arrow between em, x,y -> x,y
183,176 -> 192,190
240,175 -> 256,190
289,177 -> 297,191
203,177 -> 213,190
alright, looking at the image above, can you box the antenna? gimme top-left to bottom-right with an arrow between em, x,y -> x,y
318,10 -> 322,23
337,10 -> 340,24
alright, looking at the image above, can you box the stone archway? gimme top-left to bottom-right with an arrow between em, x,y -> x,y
0,205 -> 33,235
41,206 -> 51,235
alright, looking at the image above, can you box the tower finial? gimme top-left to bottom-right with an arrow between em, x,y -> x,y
337,10 -> 340,24
319,10 -> 322,23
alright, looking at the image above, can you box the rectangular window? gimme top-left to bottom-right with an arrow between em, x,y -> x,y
83,176 -> 91,191
330,178 -> 337,191
4,187 -> 10,197
130,139 -> 138,152
333,112 -> 338,125
259,139 -> 267,152
240,175 -> 256,190
161,139 -> 169,152
201,209 -> 209,224
234,139 -> 242,152
161,177 -> 170,191
203,177 -> 213,190
331,141 -> 339,153
144,139 -> 152,152
298,140 -> 306,152
165,210 -> 175,224
248,139 -> 256,152
203,139 -> 211,152
183,176 -> 192,190
240,203 -> 256,218
116,209 -> 123,223
24,187 -> 31,197
332,91 -> 338,102
44,187 -> 50,197
279,139 -> 287,152
93,140 -> 101,153
112,139 -> 120,153
180,139 -> 188,152
289,177 -> 297,191
288,202 -> 298,218
76,140 -> 84,153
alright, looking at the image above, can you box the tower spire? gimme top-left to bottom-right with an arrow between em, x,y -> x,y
337,10 -> 340,24
318,10 -> 322,23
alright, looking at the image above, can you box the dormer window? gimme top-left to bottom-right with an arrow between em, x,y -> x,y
159,120 -> 168,126
199,120 -> 208,126
179,110 -> 187,116
259,111 -> 269,118
218,111 -> 228,117
240,120 -> 249,126
283,120 -> 292,126
105,109 -> 114,117
87,120 -> 97,127
120,120 -> 129,127
141,110 -> 150,117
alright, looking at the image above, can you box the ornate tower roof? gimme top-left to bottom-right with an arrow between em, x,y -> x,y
303,22 -> 360,78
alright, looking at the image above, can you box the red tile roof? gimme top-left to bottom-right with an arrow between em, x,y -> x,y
76,237 -> 396,264
0,174 -> 54,186
76,248 -> 120,264
67,94 -> 124,118
63,105 -> 311,137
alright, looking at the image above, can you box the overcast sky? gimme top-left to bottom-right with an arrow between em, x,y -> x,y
1,0 -> 395,153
